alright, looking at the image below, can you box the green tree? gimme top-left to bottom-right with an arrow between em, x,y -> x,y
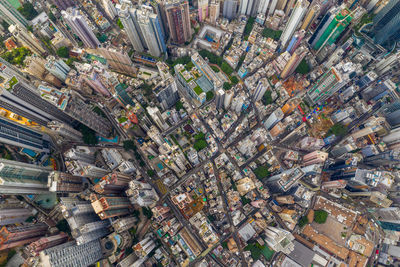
243,17 -> 255,39
262,27 -> 282,40
206,91 -> 214,101
295,59 -> 310,74
230,76 -> 239,84
147,169 -> 155,177
18,3 -> 38,20
1,20 -> 9,33
314,210 -> 328,224
142,207 -> 153,219
48,11 -> 56,22
123,140 -> 137,151
117,18 -> 124,29
254,165 -> 271,180
55,219 -> 71,234
56,46 -> 69,58
185,61 -> 194,70
1,47 -> 32,66
223,82 -> 232,90
298,216 -> 309,227
194,140 -> 207,151
79,124 -> 98,145
327,123 -> 348,137
211,65 -> 220,72
236,55 -> 245,71
175,100 -> 184,111
221,61 -> 233,75
262,90 -> 273,105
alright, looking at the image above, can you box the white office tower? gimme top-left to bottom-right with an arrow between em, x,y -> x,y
48,121 -> 83,142
264,226 -> 295,254
0,159 -> 51,194
8,25 -> 46,56
62,8 -> 101,48
224,90 -> 234,109
102,0 -> 118,19
268,0 -> 278,15
136,6 -> 167,57
117,1 -> 145,52
215,89 -> 225,109
279,0 -> 309,47
209,0 -> 220,24
126,180 -> 159,207
147,106 -> 168,131
253,78 -> 269,102
39,240 -> 103,267
258,0 -> 270,15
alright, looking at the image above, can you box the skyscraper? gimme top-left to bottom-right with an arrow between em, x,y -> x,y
0,205 -> 33,225
39,240 -> 103,266
165,0 -> 192,44
52,0 -> 75,10
309,6 -> 353,51
370,0 -> 400,47
137,6 -> 167,57
62,8 -> 100,48
0,159 -> 52,194
154,77 -> 180,110
48,172 -> 84,193
0,0 -> 28,28
44,56 -> 71,81
47,121 -> 83,142
306,67 -> 342,104
209,0 -> 220,24
25,232 -> 69,256
198,0 -> 209,22
0,223 -> 48,250
0,117 -> 52,153
223,0 -> 238,19
9,25 -> 46,56
90,194 -> 132,219
279,0 -> 309,48
117,2 -> 145,52
301,4 -> 320,30
280,46 -> 307,79
258,0 -> 270,15
0,59 -> 76,126
253,78 -> 270,102
126,180 -> 159,207
215,89 -> 225,109
59,197 -> 110,245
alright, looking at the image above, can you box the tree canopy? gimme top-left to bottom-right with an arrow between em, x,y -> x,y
223,82 -> 232,91
254,165 -> 271,180
206,91 -> 214,101
295,59 -> 310,74
1,47 -> 31,66
327,123 -> 348,137
262,27 -> 282,40
79,124 -> 98,145
175,100 -> 184,111
18,3 -> 38,20
314,210 -> 328,224
262,90 -> 273,105
56,46 -> 69,58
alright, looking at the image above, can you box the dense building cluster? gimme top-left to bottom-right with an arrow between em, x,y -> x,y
0,0 -> 400,266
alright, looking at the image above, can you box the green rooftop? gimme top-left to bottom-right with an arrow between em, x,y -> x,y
193,85 -> 203,95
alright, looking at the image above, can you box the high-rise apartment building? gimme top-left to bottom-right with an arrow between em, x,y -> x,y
264,226 -> 295,254
44,56 -> 71,82
62,8 -> 100,48
48,172 -> 84,193
0,63 -> 75,126
253,78 -> 269,102
136,6 -> 167,57
209,0 -> 220,24
112,217 -> 138,233
280,46 -> 307,79
0,223 -> 48,250
0,205 -> 33,225
0,159 -> 52,194
90,47 -> 137,75
25,232 -> 69,256
165,0 -> 192,44
306,67 -> 342,104
279,0 -> 309,48
301,4 -> 320,30
147,106 -> 168,131
126,180 -> 159,207
117,1 -> 145,52
90,194 -> 132,219
0,117 -> 52,153
258,0 -> 270,15
101,0 -> 118,19
154,77 -> 180,111
9,25 -> 46,56
223,0 -> 238,20
309,6 -> 353,51
198,0 -> 209,22
52,0 -> 75,10
39,239 -> 103,266
0,0 -> 28,28
47,121 -> 83,142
